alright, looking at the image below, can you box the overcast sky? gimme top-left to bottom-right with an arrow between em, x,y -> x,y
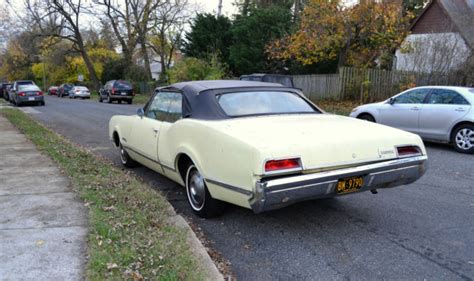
194,0 -> 238,16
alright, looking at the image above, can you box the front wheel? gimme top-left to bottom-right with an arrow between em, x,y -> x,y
357,113 -> 375,122
118,142 -> 138,167
452,124 -> 474,154
185,164 -> 225,218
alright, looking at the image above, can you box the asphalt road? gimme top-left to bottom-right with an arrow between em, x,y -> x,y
20,96 -> 474,280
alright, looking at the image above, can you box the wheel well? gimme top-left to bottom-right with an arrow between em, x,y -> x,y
177,154 -> 193,182
450,121 -> 474,141
112,131 -> 120,147
357,112 -> 375,120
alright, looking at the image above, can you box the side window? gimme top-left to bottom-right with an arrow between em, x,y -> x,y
428,89 -> 469,105
145,91 -> 182,122
394,89 -> 430,104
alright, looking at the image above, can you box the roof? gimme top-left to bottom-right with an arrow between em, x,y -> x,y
411,0 -> 474,49
158,80 -> 299,120
167,80 -> 284,93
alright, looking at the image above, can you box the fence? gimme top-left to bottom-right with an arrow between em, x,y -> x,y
293,67 -> 467,102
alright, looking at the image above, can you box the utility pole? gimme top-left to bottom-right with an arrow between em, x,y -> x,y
217,0 -> 223,16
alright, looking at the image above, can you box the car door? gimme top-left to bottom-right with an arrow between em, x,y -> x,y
376,88 -> 430,134
418,89 -> 471,141
156,91 -> 183,174
128,91 -> 173,173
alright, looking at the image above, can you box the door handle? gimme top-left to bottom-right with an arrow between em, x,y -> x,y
152,128 -> 159,133
455,108 -> 466,112
411,106 -> 420,111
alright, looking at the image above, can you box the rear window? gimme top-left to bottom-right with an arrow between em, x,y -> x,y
18,85 -> 39,92
217,91 -> 317,117
115,80 -> 132,89
17,81 -> 34,86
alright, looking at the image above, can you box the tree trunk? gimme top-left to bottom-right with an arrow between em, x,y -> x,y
76,34 -> 100,90
139,36 -> 152,81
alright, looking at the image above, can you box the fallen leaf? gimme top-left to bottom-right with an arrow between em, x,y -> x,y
107,263 -> 119,270
35,240 -> 45,247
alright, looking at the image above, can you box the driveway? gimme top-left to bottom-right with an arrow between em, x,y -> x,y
19,96 -> 474,280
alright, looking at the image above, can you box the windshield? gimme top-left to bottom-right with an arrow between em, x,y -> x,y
115,80 -> 132,89
18,85 -> 40,92
217,91 -> 317,117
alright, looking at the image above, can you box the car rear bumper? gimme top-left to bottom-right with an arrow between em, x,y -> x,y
17,96 -> 44,103
249,155 -> 427,213
71,93 -> 90,97
110,95 -> 133,100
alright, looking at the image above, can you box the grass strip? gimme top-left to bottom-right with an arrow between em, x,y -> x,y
1,108 -> 203,280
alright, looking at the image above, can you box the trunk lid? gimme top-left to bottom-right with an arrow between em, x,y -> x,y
209,114 -> 423,173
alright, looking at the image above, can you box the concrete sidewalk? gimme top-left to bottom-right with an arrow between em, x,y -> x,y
0,115 -> 88,280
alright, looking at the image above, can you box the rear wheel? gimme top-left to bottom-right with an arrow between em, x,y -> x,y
127,100 -> 133,105
185,164 -> 225,218
118,100 -> 122,104
452,124 -> 474,154
107,95 -> 112,103
357,113 -> 375,122
118,142 -> 138,167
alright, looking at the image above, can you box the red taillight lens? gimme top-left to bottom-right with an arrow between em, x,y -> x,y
37,91 -> 43,96
76,89 -> 80,92
265,158 -> 301,172
397,146 -> 421,157
111,87 -> 116,94
18,92 -> 25,97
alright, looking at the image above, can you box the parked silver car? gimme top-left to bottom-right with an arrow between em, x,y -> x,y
350,86 -> 474,154
10,84 -> 45,106
69,86 -> 90,99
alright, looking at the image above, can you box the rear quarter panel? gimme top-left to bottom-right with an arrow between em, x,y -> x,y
109,115 -> 134,144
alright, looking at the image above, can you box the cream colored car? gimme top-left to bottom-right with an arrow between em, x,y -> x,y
109,80 -> 428,217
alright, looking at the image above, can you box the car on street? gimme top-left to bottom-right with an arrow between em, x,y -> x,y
57,83 -> 74,98
69,86 -> 91,99
99,80 -> 134,104
1,83 -> 12,100
8,80 -> 36,102
350,86 -> 474,154
47,86 -> 58,95
109,80 -> 427,218
240,73 -> 295,88
10,84 -> 44,106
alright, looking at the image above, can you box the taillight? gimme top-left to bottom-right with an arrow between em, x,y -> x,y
18,92 -> 25,97
397,146 -> 421,157
111,87 -> 116,94
37,91 -> 43,96
76,89 -> 80,92
265,158 -> 301,173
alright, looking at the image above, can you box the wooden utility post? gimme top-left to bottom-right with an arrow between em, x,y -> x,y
217,0 -> 223,16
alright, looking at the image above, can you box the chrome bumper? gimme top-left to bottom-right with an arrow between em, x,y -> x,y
250,155 -> 427,213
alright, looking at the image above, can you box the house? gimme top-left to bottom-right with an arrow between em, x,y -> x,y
395,0 -> 474,74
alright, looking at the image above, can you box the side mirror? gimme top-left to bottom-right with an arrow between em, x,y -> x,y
389,98 -> 395,105
137,108 -> 145,118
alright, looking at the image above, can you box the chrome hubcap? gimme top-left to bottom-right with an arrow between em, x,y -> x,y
187,167 -> 206,211
119,145 -> 127,163
455,128 -> 474,150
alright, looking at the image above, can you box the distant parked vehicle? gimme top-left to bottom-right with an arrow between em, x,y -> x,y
9,80 -> 36,102
58,83 -> 74,98
1,83 -> 12,100
4,84 -> 12,101
47,86 -> 58,95
240,74 -> 295,88
69,86 -> 91,99
350,86 -> 474,154
99,80 -> 134,104
11,84 -> 44,106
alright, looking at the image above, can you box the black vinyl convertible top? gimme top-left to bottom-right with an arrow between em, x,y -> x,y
156,80 -> 309,120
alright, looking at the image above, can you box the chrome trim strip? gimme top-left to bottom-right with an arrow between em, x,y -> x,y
122,144 -> 177,172
205,178 -> 253,196
265,155 -> 427,188
267,180 -> 337,194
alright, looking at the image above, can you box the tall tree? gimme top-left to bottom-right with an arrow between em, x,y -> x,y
25,0 -> 101,89
182,13 -> 233,64
229,5 -> 293,75
267,0 -> 413,70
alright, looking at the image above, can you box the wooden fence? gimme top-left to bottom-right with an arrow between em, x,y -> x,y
293,67 -> 466,102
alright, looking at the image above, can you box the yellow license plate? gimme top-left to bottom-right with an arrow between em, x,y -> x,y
336,176 -> 364,194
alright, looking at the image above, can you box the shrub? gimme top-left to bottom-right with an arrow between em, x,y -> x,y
168,55 -> 227,83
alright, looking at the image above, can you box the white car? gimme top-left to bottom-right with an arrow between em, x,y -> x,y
69,86 -> 91,99
109,80 -> 427,217
350,86 -> 474,154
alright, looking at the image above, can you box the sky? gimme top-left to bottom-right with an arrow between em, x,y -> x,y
193,0 -> 238,16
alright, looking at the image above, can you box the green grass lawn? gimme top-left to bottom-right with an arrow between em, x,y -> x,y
90,92 -> 151,105
1,108 -> 203,280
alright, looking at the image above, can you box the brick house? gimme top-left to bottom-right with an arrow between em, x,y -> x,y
395,0 -> 473,74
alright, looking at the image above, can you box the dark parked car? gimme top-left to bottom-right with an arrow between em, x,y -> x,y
240,74 -> 295,88
47,86 -> 58,95
99,80 -> 134,104
1,83 -> 12,100
58,83 -> 74,97
11,84 -> 44,106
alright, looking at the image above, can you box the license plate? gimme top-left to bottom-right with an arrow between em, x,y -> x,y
121,92 -> 127,96
336,176 -> 364,194
28,97 -> 35,101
